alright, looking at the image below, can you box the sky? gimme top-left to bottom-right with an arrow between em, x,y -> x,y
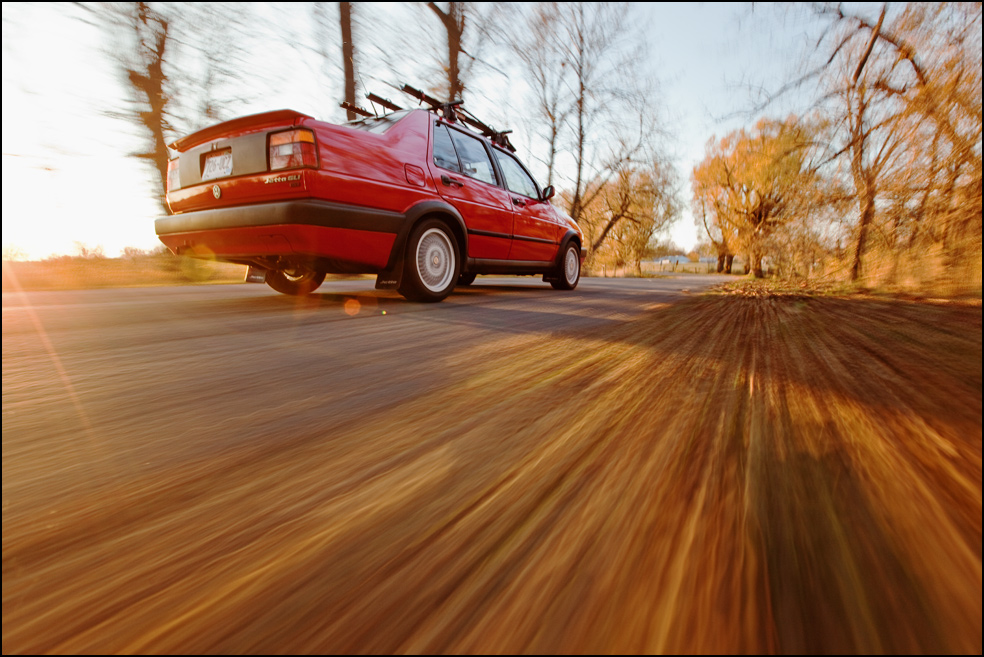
1,2 -> 821,261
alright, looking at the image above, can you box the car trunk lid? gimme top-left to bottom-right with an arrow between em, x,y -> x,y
166,110 -> 317,214
169,109 -> 312,152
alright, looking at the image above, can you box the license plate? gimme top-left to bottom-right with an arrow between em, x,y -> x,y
202,150 -> 233,180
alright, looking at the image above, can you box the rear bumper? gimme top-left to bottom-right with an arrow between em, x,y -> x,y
155,200 -> 403,269
156,200 -> 404,235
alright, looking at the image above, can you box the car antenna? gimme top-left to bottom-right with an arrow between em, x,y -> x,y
357,72 -> 378,117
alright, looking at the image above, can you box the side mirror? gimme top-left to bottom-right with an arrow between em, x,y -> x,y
542,185 -> 555,201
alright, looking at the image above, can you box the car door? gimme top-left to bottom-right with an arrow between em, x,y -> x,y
491,148 -> 562,262
430,122 -> 513,260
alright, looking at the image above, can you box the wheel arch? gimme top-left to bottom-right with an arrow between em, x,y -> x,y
554,230 -> 582,269
405,201 -> 467,259
545,230 -> 583,290
376,200 -> 468,290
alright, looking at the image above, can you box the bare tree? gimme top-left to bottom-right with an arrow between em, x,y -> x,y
100,3 -> 258,214
509,3 -> 572,188
116,2 -> 173,214
579,154 -> 679,275
559,3 -> 635,225
810,2 -> 982,287
427,2 -> 466,101
179,3 -> 257,132
542,2 -> 668,265
841,80 -> 908,281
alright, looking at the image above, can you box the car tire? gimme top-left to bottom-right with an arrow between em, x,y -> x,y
457,272 -> 477,286
399,219 -> 460,302
550,243 -> 581,290
266,267 -> 326,296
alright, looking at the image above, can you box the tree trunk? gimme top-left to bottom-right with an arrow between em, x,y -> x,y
427,2 -> 465,102
126,3 -> 171,215
569,6 -> 587,224
850,186 -> 876,282
446,4 -> 463,100
339,2 -> 356,121
725,254 -> 734,274
749,247 -> 764,278
546,122 -> 558,188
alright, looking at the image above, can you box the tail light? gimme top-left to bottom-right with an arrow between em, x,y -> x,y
167,158 -> 180,191
269,129 -> 318,171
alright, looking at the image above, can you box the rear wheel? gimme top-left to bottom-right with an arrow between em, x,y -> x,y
266,266 -> 326,296
550,243 -> 581,290
399,219 -> 460,302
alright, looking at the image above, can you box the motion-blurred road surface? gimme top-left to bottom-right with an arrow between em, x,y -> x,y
3,277 -> 981,653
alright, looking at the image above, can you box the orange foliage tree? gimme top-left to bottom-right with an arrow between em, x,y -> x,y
692,117 -> 820,277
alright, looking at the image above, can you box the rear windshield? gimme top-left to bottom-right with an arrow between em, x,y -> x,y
346,110 -> 409,134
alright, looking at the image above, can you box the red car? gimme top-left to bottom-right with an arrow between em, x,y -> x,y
156,91 -> 585,302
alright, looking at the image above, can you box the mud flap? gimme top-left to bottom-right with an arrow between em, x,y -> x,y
244,266 -> 268,283
374,254 -> 404,290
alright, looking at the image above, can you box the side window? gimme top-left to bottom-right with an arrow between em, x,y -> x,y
433,124 -> 461,173
493,149 -> 539,199
447,129 -> 497,186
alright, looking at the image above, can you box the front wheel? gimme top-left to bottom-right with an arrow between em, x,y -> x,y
550,243 -> 581,290
399,219 -> 460,302
266,267 -> 326,296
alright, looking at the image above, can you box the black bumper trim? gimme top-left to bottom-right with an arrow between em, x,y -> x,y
156,200 -> 405,236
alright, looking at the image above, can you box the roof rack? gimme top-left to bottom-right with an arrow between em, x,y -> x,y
340,92 -> 403,119
399,83 -> 516,152
340,101 -> 373,118
340,84 -> 516,153
365,93 -> 403,113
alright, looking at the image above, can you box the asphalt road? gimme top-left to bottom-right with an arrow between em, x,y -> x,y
3,275 -> 726,653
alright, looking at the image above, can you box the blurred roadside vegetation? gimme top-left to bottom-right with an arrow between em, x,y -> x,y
1,245 -> 245,292
691,4 -> 982,298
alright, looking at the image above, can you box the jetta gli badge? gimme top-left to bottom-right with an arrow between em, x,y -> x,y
212,185 -> 221,199
265,174 -> 301,184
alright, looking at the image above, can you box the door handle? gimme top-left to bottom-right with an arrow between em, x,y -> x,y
441,174 -> 464,187
512,197 -> 526,207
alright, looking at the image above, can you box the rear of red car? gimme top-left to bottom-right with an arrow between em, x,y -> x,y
157,109 -> 437,294
157,104 -> 585,301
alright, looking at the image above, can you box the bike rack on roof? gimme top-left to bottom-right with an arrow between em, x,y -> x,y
340,83 -> 515,152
